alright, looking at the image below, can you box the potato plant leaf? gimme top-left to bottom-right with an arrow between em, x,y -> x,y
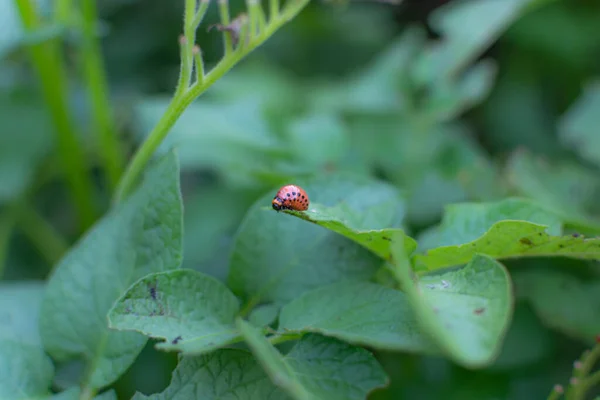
237,319 -> 388,400
390,237 -> 514,368
0,340 -> 54,400
228,174 -> 406,306
278,280 -> 435,354
513,269 -> 600,344
109,269 -> 241,354
39,151 -> 183,390
415,220 -> 600,271
279,203 -> 417,261
131,349 -> 287,400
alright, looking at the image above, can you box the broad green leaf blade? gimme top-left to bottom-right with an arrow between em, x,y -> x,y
558,80 -> 600,168
279,281 -> 434,353
237,319 -> 388,400
415,220 -> 600,271
514,269 -> 600,344
414,0 -> 540,82
423,59 -> 497,122
0,340 -> 54,400
131,349 -> 287,400
281,203 -> 416,261
417,198 -> 563,251
50,388 -> 117,400
228,174 -> 405,306
391,238 -> 513,368
505,150 -> 600,231
135,97 -> 285,186
0,281 -> 45,346
109,269 -> 241,354
491,303 -> 554,370
40,152 -> 183,390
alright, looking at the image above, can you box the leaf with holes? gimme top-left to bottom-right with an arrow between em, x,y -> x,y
237,319 -> 388,400
40,151 -> 183,390
278,280 -> 434,354
109,269 -> 241,354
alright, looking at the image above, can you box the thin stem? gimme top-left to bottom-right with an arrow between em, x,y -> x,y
80,0 -> 124,191
268,332 -> 304,346
175,35 -> 190,96
113,0 -> 310,204
546,385 -> 563,400
0,209 -> 17,279
580,370 -> 600,396
193,45 -> 204,84
192,0 -> 210,28
248,0 -> 258,38
218,0 -> 233,54
269,0 -> 279,21
16,204 -> 70,271
16,0 -> 97,231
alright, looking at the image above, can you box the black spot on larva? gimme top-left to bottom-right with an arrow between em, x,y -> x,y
292,192 -> 296,195
572,233 -> 581,238
559,244 -> 565,248
286,193 -> 290,197
519,238 -> 533,246
172,335 -> 182,344
474,307 -> 485,315
382,236 -> 391,241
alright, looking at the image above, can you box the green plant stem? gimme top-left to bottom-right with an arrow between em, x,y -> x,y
16,204 -> 70,272
218,0 -> 233,54
113,0 -> 310,204
16,0 -> 97,231
80,0 -> 125,191
268,332 -> 304,346
0,209 -> 17,279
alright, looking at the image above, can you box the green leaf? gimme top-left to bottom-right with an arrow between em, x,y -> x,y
40,151 -> 183,390
313,26 -> 425,114
50,388 -> 117,400
0,340 -> 54,400
491,302 -> 554,370
279,281 -> 434,353
0,93 -> 53,204
423,59 -> 497,122
132,349 -> 287,400
182,186 -> 259,280
415,220 -> 600,271
505,150 -> 600,228
237,319 -> 389,400
280,203 -> 416,261
417,198 -> 563,251
109,269 -> 241,354
558,80 -> 600,168
134,97 -> 285,186
0,281 -> 45,346
228,174 -> 405,306
414,0 -> 540,82
285,112 -> 349,171
514,269 -> 600,344
390,243 -> 514,368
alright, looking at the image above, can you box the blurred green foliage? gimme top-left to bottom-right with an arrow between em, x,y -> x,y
2,0 -> 600,398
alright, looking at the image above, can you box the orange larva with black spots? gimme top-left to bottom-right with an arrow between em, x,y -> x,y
272,185 -> 309,211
